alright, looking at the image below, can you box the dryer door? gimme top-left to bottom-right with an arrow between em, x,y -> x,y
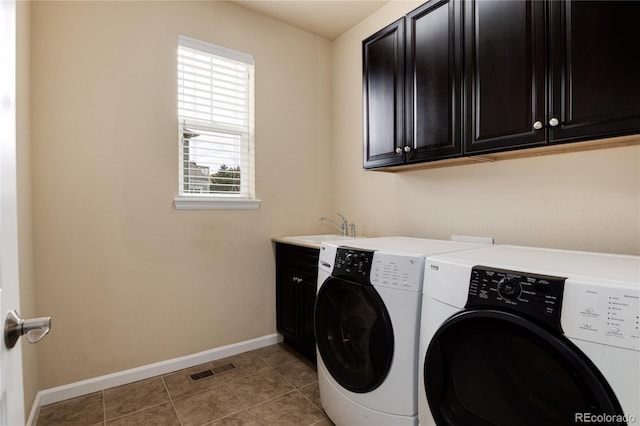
314,277 -> 393,393
424,310 -> 624,426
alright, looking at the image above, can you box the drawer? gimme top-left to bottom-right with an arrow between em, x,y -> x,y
276,243 -> 320,271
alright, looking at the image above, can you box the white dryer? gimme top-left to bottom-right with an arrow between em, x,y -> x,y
418,245 -> 639,426
315,237 -> 481,426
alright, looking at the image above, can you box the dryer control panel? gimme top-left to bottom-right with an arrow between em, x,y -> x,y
466,266 -> 567,332
562,281 -> 639,351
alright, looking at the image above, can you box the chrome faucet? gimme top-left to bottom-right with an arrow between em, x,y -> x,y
319,213 -> 355,237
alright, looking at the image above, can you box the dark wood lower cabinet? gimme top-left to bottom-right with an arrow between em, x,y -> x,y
275,243 -> 319,361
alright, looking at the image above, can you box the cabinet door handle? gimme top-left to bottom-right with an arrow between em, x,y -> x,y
395,147 -> 402,154
549,117 -> 559,127
533,121 -> 543,130
403,146 -> 411,153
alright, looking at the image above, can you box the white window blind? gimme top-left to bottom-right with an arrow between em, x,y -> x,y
177,35 -> 256,203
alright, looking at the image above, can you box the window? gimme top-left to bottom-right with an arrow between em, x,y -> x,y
174,35 -> 259,210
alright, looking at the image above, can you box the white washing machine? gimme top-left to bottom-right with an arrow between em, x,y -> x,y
418,245 -> 640,426
315,237 -> 481,425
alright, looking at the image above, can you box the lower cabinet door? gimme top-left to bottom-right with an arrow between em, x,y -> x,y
275,243 -> 319,361
299,274 -> 318,360
276,266 -> 298,344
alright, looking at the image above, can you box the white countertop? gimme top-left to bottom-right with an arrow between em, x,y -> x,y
271,234 -> 356,249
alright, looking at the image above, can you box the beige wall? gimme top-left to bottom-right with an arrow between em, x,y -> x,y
16,0 -> 39,418
31,1 -> 332,389
332,2 -> 640,256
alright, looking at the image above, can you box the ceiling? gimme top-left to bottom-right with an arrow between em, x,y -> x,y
232,1 -> 389,40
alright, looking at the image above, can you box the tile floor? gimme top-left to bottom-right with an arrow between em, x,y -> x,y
36,343 -> 334,426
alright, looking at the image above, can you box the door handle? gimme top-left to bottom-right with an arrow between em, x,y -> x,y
4,310 -> 52,349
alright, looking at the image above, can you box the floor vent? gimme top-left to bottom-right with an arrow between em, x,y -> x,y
189,363 -> 235,382
190,369 -> 215,382
212,363 -> 236,374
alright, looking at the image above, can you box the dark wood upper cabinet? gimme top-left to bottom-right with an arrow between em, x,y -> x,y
464,0 -> 546,154
406,0 -> 463,162
363,19 -> 405,169
363,0 -> 639,170
363,1 -> 462,169
548,1 -> 640,143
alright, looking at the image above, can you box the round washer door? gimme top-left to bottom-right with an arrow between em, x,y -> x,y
314,277 -> 394,393
424,310 -> 624,426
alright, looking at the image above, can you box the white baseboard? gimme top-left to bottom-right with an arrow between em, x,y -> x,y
26,333 -> 283,426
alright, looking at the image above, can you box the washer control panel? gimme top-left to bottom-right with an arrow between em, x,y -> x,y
466,266 -> 566,331
332,248 -> 375,285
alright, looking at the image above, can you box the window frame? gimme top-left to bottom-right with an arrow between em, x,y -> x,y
174,35 -> 260,210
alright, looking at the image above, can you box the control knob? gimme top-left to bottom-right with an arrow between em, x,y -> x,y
497,276 -> 522,301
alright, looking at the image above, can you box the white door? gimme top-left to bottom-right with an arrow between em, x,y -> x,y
0,0 -> 26,424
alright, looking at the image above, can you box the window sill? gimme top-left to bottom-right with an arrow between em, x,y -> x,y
174,196 -> 261,210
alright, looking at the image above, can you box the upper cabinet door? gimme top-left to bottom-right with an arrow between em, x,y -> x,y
464,0 -> 546,154
363,19 -> 405,169
406,0 -> 463,162
548,1 -> 640,143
